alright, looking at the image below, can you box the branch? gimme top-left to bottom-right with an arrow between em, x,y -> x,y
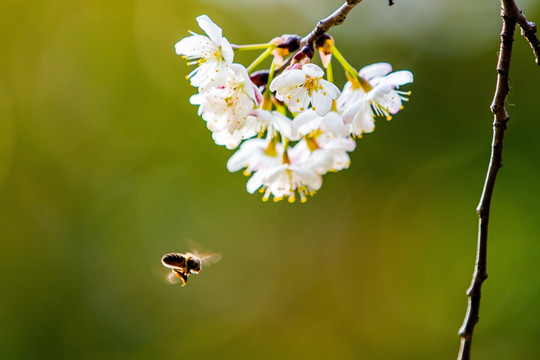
505,0 -> 540,64
274,1 -> 366,76
301,0 -> 365,46
457,1 -> 538,359
274,0 -> 397,77
516,11 -> 540,65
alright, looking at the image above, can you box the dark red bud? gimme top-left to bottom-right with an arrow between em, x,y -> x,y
276,34 -> 301,52
292,44 -> 314,62
315,33 -> 332,49
250,70 -> 269,87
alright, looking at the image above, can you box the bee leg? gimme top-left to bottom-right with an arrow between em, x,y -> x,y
173,270 -> 189,287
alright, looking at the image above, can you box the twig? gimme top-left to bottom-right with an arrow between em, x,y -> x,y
516,10 -> 540,65
274,1 -> 366,77
457,1 -> 538,359
301,0 -> 365,46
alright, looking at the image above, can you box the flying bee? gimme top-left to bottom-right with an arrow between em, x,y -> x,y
161,252 -> 221,287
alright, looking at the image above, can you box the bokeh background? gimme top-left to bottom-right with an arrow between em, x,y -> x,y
1,0 -> 539,359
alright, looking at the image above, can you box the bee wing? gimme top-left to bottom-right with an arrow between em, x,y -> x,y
165,271 -> 183,284
185,238 -> 221,266
161,253 -> 185,270
195,252 -> 222,266
150,260 -> 182,285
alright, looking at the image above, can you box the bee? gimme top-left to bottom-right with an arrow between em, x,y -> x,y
161,252 -> 221,287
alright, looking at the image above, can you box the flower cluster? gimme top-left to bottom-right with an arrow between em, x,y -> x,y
176,15 -> 413,202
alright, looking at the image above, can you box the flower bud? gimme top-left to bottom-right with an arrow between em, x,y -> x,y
250,70 -> 269,87
315,34 -> 334,68
292,44 -> 314,65
271,34 -> 301,67
276,34 -> 301,53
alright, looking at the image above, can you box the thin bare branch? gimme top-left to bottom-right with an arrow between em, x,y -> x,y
301,0 -> 365,46
274,1 -> 367,76
505,0 -> 540,64
457,1 -> 539,359
517,15 -> 540,65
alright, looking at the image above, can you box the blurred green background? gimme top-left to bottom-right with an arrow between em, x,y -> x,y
1,0 -> 539,359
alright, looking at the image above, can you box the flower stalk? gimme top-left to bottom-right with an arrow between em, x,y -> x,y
247,46 -> 276,73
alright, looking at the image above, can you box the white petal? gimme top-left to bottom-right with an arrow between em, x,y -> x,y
292,110 -> 320,136
384,70 -> 413,87
176,35 -> 220,61
251,109 -> 272,122
196,15 -> 222,44
312,91 -> 332,116
337,82 -> 362,111
352,107 -> 375,135
226,139 -> 266,172
371,84 -> 402,114
292,166 -> 322,190
269,70 -> 305,92
246,171 -> 265,194
322,112 -> 350,138
288,141 -> 311,164
212,129 -> 243,149
265,166 -> 288,185
305,150 -> 335,174
302,63 -> 325,78
359,62 -> 392,80
288,88 -> 310,113
189,93 -> 203,105
342,98 -> 365,124
271,112 -> 299,141
220,37 -> 234,64
328,151 -> 351,171
320,79 -> 341,99
324,137 -> 356,152
230,64 -> 259,103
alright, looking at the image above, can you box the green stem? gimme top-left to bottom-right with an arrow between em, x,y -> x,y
264,60 -> 277,99
247,46 -> 275,73
331,44 -> 358,79
331,44 -> 372,91
275,103 -> 288,116
326,59 -> 334,83
233,43 -> 273,51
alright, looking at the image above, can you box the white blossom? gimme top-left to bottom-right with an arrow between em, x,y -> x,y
190,64 -> 262,146
247,110 -> 299,141
175,15 -> 414,202
227,138 -> 282,174
269,63 -> 340,116
243,140 -> 352,203
292,109 -> 349,138
338,62 -> 413,136
246,162 -> 322,203
175,15 -> 234,88
291,133 -> 356,174
228,138 -> 323,202
211,127 -> 251,150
